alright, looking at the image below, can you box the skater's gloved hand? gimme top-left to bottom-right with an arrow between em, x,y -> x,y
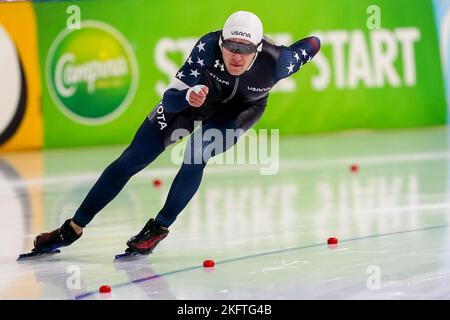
186,85 -> 209,108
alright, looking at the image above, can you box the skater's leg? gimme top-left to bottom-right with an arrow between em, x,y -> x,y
72,117 -> 166,228
124,117 -> 242,256
124,107 -> 266,256
29,103 -> 196,257
154,117 -> 243,227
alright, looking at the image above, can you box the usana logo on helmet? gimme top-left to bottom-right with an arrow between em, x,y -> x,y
231,30 -> 252,38
46,20 -> 138,125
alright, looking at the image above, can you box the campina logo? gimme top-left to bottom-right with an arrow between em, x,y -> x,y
46,20 -> 138,125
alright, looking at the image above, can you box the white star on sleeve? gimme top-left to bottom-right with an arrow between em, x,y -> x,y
301,49 -> 307,58
176,71 -> 185,79
197,41 -> 206,52
196,57 -> 204,67
187,56 -> 193,65
190,69 -> 200,78
294,52 -> 300,62
286,62 -> 295,74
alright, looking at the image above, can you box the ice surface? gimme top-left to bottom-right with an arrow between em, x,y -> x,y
1,126 -> 449,299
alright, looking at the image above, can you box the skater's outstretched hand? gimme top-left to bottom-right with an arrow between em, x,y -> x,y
187,85 -> 209,107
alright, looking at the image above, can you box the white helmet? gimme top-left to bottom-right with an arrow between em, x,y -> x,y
222,11 -> 263,46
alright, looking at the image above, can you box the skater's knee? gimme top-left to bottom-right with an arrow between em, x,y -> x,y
183,147 -> 207,166
108,149 -> 144,178
183,162 -> 207,174
184,136 -> 224,165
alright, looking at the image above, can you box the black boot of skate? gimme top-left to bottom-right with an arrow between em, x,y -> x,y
17,219 -> 82,261
126,218 -> 169,255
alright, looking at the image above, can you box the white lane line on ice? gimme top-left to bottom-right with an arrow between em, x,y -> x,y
356,202 -> 450,214
3,150 -> 450,188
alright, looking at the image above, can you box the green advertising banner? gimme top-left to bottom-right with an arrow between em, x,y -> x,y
33,0 -> 446,147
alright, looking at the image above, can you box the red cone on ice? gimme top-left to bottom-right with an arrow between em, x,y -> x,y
203,259 -> 215,268
327,237 -> 338,245
99,285 -> 111,293
153,179 -> 162,188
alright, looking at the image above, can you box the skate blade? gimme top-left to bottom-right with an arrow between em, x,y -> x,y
114,248 -> 148,262
17,249 -> 61,262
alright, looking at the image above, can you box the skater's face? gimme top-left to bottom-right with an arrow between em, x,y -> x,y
221,38 -> 257,76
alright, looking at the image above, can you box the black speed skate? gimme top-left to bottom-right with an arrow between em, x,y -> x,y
115,219 -> 169,261
17,219 -> 82,261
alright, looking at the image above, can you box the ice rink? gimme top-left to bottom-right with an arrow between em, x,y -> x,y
1,126 -> 449,299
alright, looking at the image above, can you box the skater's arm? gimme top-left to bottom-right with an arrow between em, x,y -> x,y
274,36 -> 321,82
163,81 -> 209,111
162,34 -> 214,112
